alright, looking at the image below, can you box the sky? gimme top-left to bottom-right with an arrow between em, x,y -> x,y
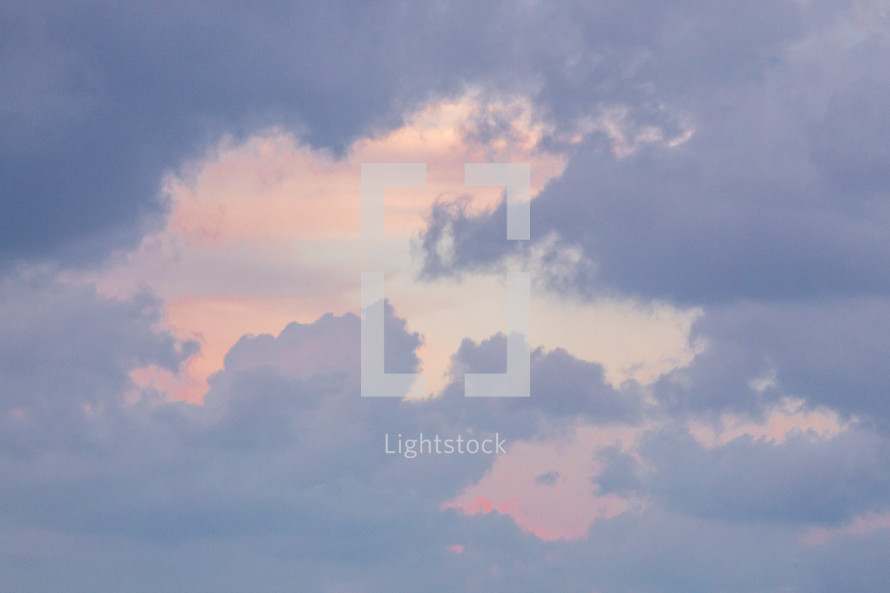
2,1 -> 890,591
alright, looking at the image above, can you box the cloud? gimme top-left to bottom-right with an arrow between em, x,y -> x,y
0,271 -> 196,452
0,289 -> 543,588
0,280 -> 660,590
418,3 -> 890,306
81,94 -> 574,401
535,470 -> 559,486
640,423 -> 890,525
0,1 -> 447,265
2,273 -> 890,593
420,333 -> 644,442
2,0 -> 816,269
6,1 -> 890,591
0,296 -> 446,585
593,445 -> 643,496
654,298 -> 890,427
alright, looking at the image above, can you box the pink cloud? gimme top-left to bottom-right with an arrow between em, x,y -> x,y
90,95 -> 569,403
445,426 -> 640,541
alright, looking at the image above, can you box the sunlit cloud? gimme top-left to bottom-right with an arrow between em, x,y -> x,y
87,93 -> 697,402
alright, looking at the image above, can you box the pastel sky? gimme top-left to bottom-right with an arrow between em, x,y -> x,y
3,1 -> 890,592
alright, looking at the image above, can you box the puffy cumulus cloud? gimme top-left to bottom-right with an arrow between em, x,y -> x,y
0,291 -> 633,591
80,92 -> 574,402
218,300 -> 420,382
0,271 -> 196,452
420,333 -> 644,442
3,277 -> 890,591
6,282 -> 804,593
0,298 -> 467,590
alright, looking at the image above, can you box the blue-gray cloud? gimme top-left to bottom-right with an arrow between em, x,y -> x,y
2,0 -> 815,269
3,277 -> 890,592
640,423 -> 890,525
653,298 -> 890,428
6,1 -> 890,591
419,5 -> 890,306
0,285 -> 566,589
419,333 -> 643,441
0,271 -> 196,453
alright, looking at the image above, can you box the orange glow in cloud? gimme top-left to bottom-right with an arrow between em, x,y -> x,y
93,91 -> 697,405
163,294 -> 360,402
97,94 -> 569,403
687,397 -> 851,447
167,96 -> 564,246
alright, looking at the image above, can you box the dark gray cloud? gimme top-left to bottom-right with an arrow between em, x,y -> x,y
0,1 -> 455,265
535,470 -> 560,486
653,298 -> 890,427
640,423 -> 890,525
419,4 -> 890,306
2,0 -> 818,269
593,445 -> 643,496
419,333 -> 644,441
0,271 -> 196,453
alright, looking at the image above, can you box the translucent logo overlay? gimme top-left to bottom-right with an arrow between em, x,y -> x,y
360,163 -> 531,398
